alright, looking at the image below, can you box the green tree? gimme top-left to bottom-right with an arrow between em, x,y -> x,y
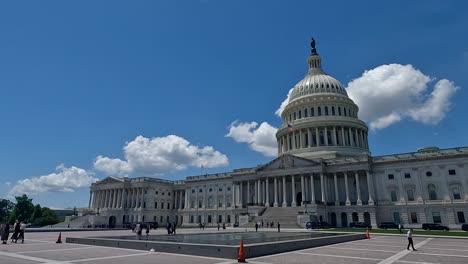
10,194 -> 34,222
31,204 -> 42,221
0,198 -> 15,222
32,207 -> 60,226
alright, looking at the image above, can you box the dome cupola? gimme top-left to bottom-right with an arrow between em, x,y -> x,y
275,39 -> 370,159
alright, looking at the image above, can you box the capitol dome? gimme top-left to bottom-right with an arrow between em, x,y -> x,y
276,39 -> 370,159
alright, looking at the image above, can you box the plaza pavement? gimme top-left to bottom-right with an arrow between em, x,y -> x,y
0,228 -> 467,264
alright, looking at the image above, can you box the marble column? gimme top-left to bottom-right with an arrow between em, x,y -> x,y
308,128 -> 312,148
232,183 -> 236,208
320,173 -> 326,204
247,181 -> 250,204
334,173 -> 340,205
366,171 -> 375,205
341,127 -> 346,146
240,182 -> 243,208
265,179 -> 270,207
257,180 -> 261,204
301,175 -> 305,205
324,127 -> 329,146
315,127 -> 320,146
282,176 -> 287,207
121,189 -> 126,208
88,191 -> 92,208
333,126 -> 337,146
310,175 -> 315,204
299,130 -> 303,149
286,133 -> 290,151
274,177 -> 278,207
355,172 -> 362,205
355,129 -> 360,147
291,175 -> 297,206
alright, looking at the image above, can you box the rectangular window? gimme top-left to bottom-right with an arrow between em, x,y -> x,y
304,109 -> 308,117
454,192 -> 461,200
407,189 -> 415,201
457,212 -> 466,223
154,216 -> 157,221
227,202 -> 231,207
344,108 -> 347,116
404,173 -> 411,178
388,174 -> 394,180
160,216 -> 164,222
298,110 -> 302,119
167,203 -> 170,209
311,108 -> 314,116
391,191 -> 398,202
190,215 -> 194,223
449,169 -> 456,175
293,112 -> 296,120
410,212 -> 418,223
338,107 -> 341,116
318,107 -> 322,116
155,191 -> 158,195
219,188 -> 222,192
325,106 -> 329,115
161,202 -> 164,209
432,212 -> 442,223
332,107 -> 335,115
198,200 -> 202,208
143,202 -> 146,208
219,201 -> 223,207
393,212 -> 400,223
154,202 -> 158,208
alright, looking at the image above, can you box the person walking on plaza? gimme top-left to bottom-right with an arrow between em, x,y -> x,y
217,223 -> 220,231
254,222 -> 258,232
172,222 -> 177,235
398,224 -> 403,234
2,223 -> 10,244
222,223 -> 226,230
145,224 -> 150,236
11,220 -> 20,243
277,222 -> 281,232
407,228 -> 416,251
18,222 -> 26,244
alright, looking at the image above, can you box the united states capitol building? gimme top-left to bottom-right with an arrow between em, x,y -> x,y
82,40 -> 468,229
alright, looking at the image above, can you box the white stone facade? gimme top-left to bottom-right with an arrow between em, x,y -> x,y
88,41 -> 468,229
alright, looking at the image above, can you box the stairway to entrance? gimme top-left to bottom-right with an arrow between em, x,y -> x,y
244,206 -> 303,228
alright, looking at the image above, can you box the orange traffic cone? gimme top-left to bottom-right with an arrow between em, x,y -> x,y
237,239 -> 246,263
365,228 -> 370,239
56,232 -> 62,243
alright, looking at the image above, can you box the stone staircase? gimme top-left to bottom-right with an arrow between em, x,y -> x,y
243,207 -> 302,228
52,215 -> 91,228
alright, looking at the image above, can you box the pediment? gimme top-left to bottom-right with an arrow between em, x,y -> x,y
256,154 -> 322,172
97,176 -> 123,185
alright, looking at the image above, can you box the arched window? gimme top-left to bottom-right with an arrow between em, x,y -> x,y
428,184 -> 437,200
332,106 -> 335,115
338,107 -> 341,116
318,107 -> 322,116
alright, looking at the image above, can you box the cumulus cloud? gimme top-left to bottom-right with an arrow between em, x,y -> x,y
347,64 -> 459,129
275,88 -> 293,117
226,121 -> 278,157
94,135 -> 229,175
9,164 -> 97,196
275,64 -> 459,130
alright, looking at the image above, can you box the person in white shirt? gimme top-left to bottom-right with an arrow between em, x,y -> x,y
18,222 -> 26,244
407,228 -> 416,250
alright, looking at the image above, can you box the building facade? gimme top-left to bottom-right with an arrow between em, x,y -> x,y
88,41 -> 468,229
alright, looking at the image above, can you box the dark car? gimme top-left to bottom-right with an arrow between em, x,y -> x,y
350,222 -> 372,229
233,222 -> 239,227
422,223 -> 449,231
306,221 -> 332,229
462,224 -> 468,231
378,222 -> 402,229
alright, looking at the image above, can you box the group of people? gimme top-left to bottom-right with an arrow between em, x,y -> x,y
166,222 -> 176,235
1,220 -> 26,244
217,223 -> 226,231
254,220 -> 280,232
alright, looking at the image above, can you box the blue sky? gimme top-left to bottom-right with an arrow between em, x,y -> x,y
0,0 -> 467,208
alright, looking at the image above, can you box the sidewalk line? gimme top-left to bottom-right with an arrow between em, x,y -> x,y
376,238 -> 433,264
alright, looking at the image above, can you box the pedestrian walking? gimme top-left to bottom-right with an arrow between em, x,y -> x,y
199,222 -> 202,230
222,223 -> 226,230
254,222 -> 258,232
398,224 -> 403,234
407,228 -> 416,251
11,220 -> 20,243
277,222 -> 281,232
217,223 -> 220,231
145,224 -> 150,236
172,222 -> 177,235
2,223 -> 10,244
261,220 -> 264,228
18,222 -> 26,244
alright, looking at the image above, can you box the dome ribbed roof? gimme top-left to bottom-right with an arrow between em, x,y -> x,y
289,73 -> 347,102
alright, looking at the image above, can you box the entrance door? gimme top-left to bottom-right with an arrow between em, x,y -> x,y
341,213 -> 348,227
108,216 -> 116,228
330,212 -> 337,227
296,192 -> 302,205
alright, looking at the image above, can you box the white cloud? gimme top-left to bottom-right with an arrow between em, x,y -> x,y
275,88 -> 293,117
347,64 -> 459,129
275,64 -> 460,130
226,121 -> 278,157
9,164 -> 97,196
94,135 -> 229,175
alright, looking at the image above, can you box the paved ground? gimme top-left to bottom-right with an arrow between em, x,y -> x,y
1,228 -> 467,264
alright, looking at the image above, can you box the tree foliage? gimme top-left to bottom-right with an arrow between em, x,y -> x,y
1,195 -> 60,226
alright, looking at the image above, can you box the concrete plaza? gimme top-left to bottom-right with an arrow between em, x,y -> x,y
0,228 -> 467,264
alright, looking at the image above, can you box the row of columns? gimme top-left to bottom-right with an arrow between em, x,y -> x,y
235,171 -> 374,208
91,188 -> 146,209
278,126 -> 368,154
184,184 -> 235,210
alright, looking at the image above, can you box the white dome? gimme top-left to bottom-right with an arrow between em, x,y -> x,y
289,73 -> 348,102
